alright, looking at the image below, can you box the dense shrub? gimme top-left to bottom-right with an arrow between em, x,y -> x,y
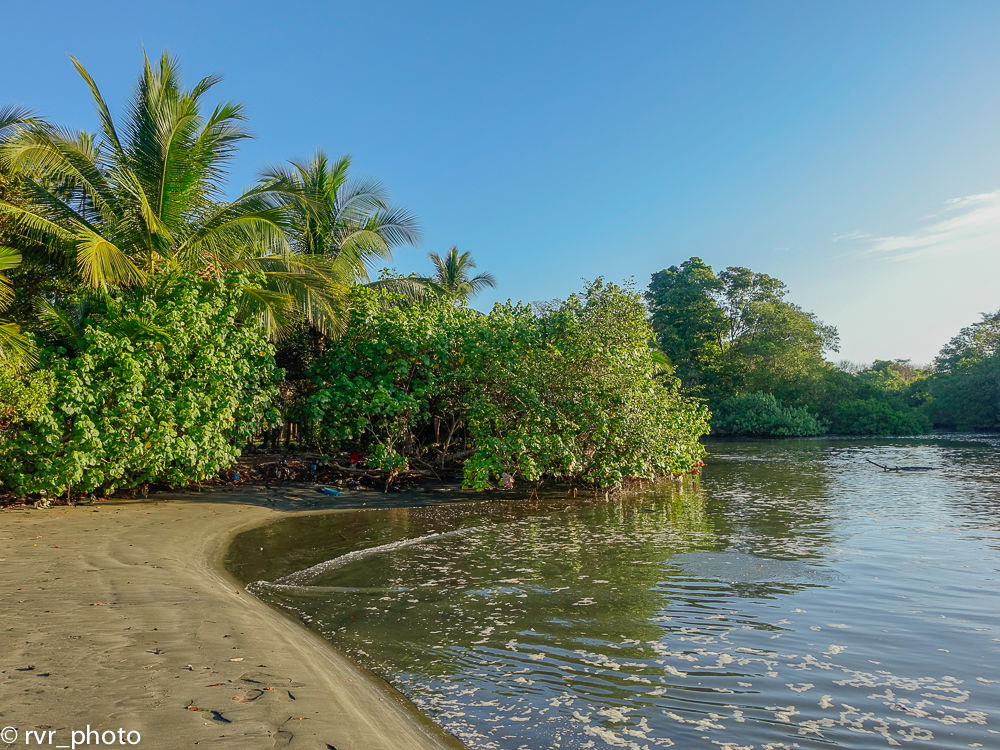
0,368 -> 55,433
308,281 -> 709,488
924,313 -> 1000,431
0,276 -> 280,496
307,289 -> 471,472
827,397 -> 931,435
711,392 -> 825,437
462,282 -> 710,487
927,359 -> 1000,431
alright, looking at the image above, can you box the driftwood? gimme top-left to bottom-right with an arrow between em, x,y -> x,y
331,463 -> 435,478
864,458 -> 935,472
331,463 -> 386,475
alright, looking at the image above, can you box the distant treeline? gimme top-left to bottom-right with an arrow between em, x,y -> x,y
646,256 -> 999,437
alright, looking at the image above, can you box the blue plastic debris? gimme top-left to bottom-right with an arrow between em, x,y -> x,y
316,487 -> 342,496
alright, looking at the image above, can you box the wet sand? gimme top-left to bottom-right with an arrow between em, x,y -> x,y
0,487 -> 465,749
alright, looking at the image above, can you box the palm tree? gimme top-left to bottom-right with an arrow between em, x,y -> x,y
261,151 -> 422,325
0,246 -> 36,367
0,106 -> 38,367
265,151 -> 419,264
420,246 -> 496,302
0,53 -> 340,337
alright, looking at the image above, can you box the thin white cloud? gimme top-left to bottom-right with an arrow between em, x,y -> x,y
831,230 -> 872,242
837,189 -> 1000,261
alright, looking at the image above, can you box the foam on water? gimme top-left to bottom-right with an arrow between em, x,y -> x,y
248,581 -> 408,596
275,525 -> 486,585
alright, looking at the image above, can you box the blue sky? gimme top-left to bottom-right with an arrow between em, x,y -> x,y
4,0 -> 1000,363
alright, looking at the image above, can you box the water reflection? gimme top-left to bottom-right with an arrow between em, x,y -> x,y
227,437 -> 1000,749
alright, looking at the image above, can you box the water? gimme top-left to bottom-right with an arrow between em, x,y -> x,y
227,437 -> 1000,749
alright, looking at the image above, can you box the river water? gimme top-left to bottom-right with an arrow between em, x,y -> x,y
227,437 -> 1000,749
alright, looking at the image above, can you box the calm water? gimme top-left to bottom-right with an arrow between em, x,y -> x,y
227,437 -> 1000,749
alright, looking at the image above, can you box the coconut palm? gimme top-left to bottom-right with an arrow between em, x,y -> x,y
0,53 -> 341,337
0,106 -> 39,366
0,246 -> 36,367
0,105 -> 32,305
264,151 -> 419,265
420,246 -> 496,302
260,151 -> 423,322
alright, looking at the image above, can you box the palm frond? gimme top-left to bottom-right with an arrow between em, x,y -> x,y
362,205 -> 421,248
0,246 -> 22,310
3,125 -> 123,222
469,271 -> 498,293
74,229 -> 146,288
0,197 -> 79,247
366,276 -> 431,302
33,297 -> 84,346
5,55 -> 418,337
334,228 -> 394,282
0,245 -> 21,273
0,320 -> 37,368
233,285 -> 299,339
0,105 -> 36,134
70,56 -> 126,160
174,185 -> 291,272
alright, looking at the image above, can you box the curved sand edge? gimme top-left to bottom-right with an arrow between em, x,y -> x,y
0,487 -> 465,750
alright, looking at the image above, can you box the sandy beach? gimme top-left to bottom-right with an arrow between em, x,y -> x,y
0,487 -> 465,750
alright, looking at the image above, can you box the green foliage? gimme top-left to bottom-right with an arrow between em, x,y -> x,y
0,275 -> 280,496
0,127 -> 39,366
0,367 -> 54,432
827,397 -> 931,436
462,281 -> 709,488
646,257 -> 838,404
935,311 -> 1000,373
0,245 -> 37,368
813,360 -> 931,435
260,150 -> 422,334
711,392 -> 825,437
857,359 -> 927,391
928,358 -> 1000,431
645,258 -> 938,438
0,54 -> 351,338
307,288 -> 469,459
646,257 -> 726,389
369,445 -> 410,473
925,311 -> 1000,431
308,281 -> 709,488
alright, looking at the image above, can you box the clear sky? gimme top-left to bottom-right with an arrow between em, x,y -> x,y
3,0 -> 1000,364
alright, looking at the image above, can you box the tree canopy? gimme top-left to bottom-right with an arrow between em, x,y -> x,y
0,54 -> 352,337
646,257 -> 838,404
926,310 -> 1000,430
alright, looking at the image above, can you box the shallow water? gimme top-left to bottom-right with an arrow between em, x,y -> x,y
227,437 -> 1000,749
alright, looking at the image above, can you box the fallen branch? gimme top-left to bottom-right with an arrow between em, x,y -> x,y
331,463 -> 383,475
332,463 -> 437,479
864,458 -> 935,472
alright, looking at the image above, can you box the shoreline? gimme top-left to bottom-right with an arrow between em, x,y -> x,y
0,486 -> 465,750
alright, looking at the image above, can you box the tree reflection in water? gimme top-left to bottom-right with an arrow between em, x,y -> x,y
229,437 -> 1000,750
